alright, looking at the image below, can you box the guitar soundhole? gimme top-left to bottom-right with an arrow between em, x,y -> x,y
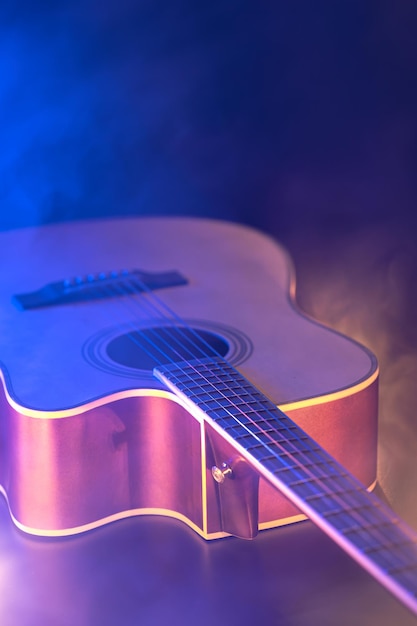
106,327 -> 229,370
83,319 -> 252,379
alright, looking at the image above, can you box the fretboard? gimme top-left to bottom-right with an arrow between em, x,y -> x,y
154,356 -> 417,615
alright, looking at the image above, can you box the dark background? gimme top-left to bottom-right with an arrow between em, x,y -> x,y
1,1 -> 416,236
1,2 -> 417,624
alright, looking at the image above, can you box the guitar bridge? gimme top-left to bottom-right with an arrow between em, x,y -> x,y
12,269 -> 188,310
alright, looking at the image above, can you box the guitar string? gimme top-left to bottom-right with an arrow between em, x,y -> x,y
122,282 -> 417,584
26,276 -> 369,525
92,275 -> 333,467
68,275 -> 417,596
121,279 -> 417,569
102,280 -> 402,517
86,275 -> 417,570
45,267 -> 417,602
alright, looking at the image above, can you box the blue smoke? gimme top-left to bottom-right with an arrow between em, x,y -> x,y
0,2 -> 416,232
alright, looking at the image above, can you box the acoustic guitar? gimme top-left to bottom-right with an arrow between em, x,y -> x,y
0,217 -> 416,615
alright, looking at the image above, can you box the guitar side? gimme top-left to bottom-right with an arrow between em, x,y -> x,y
0,217 -> 378,537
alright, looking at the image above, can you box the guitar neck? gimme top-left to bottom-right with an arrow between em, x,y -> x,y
154,356 -> 417,616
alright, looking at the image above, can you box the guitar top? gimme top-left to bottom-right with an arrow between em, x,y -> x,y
0,217 -> 376,412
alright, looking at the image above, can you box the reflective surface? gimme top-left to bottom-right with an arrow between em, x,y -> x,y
1,492 -> 416,626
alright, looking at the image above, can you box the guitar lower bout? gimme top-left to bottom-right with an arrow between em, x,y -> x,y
0,369 -> 378,539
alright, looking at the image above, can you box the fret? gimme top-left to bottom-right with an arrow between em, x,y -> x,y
154,356 -> 417,615
290,474 -> 353,493
366,536 -> 413,554
156,358 -> 355,498
342,520 -> 411,553
287,477 -> 329,499
344,517 -> 398,550
368,542 -> 417,571
306,492 -> 350,516
390,562 -> 417,578
325,512 -> 390,538
323,503 -> 383,526
370,547 -> 417,575
261,457 -> 299,475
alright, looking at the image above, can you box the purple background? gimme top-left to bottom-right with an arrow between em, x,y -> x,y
1,2 -> 417,624
1,1 -> 416,236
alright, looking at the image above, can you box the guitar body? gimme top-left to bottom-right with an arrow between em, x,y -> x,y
0,217 -> 378,538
